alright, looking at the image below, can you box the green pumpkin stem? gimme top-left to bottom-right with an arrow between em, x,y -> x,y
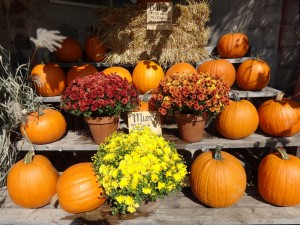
275,92 -> 285,102
213,144 -> 224,160
23,150 -> 35,164
37,107 -> 45,117
275,147 -> 289,160
231,92 -> 240,102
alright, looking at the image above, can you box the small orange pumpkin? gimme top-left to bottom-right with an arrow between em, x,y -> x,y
31,63 -> 66,97
7,151 -> 59,208
197,59 -> 236,87
236,58 -> 270,91
258,92 -> 300,137
190,145 -> 247,208
165,62 -> 197,76
56,162 -> 106,214
258,147 -> 300,206
54,38 -> 83,62
20,108 -> 67,144
66,64 -> 98,85
85,34 -> 107,62
217,33 -> 249,58
102,66 -> 132,83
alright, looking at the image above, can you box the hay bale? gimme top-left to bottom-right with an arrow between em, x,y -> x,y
93,0 -> 211,67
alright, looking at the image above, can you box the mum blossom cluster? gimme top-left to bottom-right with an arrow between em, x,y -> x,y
92,126 -> 187,215
149,72 -> 231,119
60,72 -> 140,117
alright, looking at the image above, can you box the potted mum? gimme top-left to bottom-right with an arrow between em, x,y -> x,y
60,72 -> 140,144
92,126 -> 187,215
149,72 -> 230,142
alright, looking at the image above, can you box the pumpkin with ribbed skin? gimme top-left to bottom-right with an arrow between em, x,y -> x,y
66,64 -> 98,85
197,59 -> 236,87
258,147 -> 300,206
7,151 -> 59,208
132,60 -> 164,94
190,145 -> 247,208
85,34 -> 107,62
56,162 -> 106,214
31,63 -> 66,97
258,93 -> 300,137
20,108 -> 67,144
217,33 -> 249,58
165,62 -> 197,77
236,59 -> 270,91
215,98 -> 259,139
54,38 -> 83,62
102,66 -> 132,83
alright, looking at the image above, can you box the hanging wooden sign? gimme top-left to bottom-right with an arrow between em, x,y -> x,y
147,2 -> 173,30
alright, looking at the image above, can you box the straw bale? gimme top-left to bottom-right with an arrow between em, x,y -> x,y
93,1 -> 211,67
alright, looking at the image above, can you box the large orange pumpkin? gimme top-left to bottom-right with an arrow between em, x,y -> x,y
258,147 -> 300,206
7,151 -> 59,208
197,59 -> 236,87
236,59 -> 270,91
54,38 -> 83,62
215,98 -> 259,139
190,145 -> 247,208
20,108 -> 67,144
85,34 -> 107,62
102,66 -> 132,83
56,162 -> 106,214
258,93 -> 300,137
132,60 -> 164,93
66,64 -> 98,85
31,63 -> 66,97
165,62 -> 197,77
217,33 -> 249,58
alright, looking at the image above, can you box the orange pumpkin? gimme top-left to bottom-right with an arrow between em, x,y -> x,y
85,34 -> 107,62
20,108 -> 67,144
132,60 -> 164,94
215,98 -> 259,139
54,38 -> 83,62
258,93 -> 300,137
102,66 -> 132,83
165,62 -> 197,77
7,151 -> 59,208
31,63 -> 66,97
66,64 -> 98,85
197,59 -> 236,87
217,33 -> 249,58
258,147 -> 300,206
236,59 -> 270,91
190,145 -> 247,208
56,162 -> 106,214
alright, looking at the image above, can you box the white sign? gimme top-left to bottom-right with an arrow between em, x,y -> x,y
147,2 -> 173,30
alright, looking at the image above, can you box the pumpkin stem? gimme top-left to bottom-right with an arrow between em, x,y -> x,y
23,150 -> 35,164
275,92 -> 285,102
143,90 -> 152,102
37,107 -> 45,116
231,92 -> 240,102
213,144 -> 224,160
274,147 -> 289,160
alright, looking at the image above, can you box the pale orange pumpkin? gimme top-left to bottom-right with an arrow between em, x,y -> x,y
165,62 -> 197,77
66,64 -> 98,85
7,151 -> 59,208
56,162 -> 106,214
85,34 -> 107,62
54,38 -> 83,62
20,108 -> 67,144
31,63 -> 66,97
102,66 -> 132,83
217,33 -> 249,58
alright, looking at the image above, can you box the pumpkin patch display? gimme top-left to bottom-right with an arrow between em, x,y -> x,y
31,63 -> 66,97
190,145 -> 247,208
132,60 -> 164,93
56,162 -> 106,214
197,59 -> 236,87
66,64 -> 98,85
165,62 -> 197,76
258,147 -> 300,206
102,66 -> 132,83
20,108 -> 67,144
217,33 -> 249,58
236,59 -> 271,91
258,93 -> 300,137
7,151 -> 59,208
54,38 -> 83,62
85,34 -> 107,62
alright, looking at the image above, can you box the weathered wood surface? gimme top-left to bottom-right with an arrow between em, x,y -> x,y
1,186 -> 300,225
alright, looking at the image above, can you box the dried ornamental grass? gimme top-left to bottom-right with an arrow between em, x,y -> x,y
93,0 -> 211,67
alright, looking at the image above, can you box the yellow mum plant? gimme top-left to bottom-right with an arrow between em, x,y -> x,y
92,126 -> 187,215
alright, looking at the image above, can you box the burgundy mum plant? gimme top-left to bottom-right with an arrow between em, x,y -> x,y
61,72 -> 140,117
149,72 -> 230,120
